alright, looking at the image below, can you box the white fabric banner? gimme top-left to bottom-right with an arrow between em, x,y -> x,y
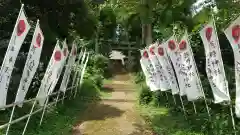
155,43 -> 180,95
71,49 -> 86,87
0,5 -> 31,107
48,40 -> 69,94
165,36 -> 186,96
140,49 -> 160,91
75,49 -> 87,88
78,53 -> 89,88
200,20 -> 230,104
224,16 -> 240,117
59,43 -> 78,92
178,33 -> 203,101
15,20 -> 44,107
148,43 -> 170,91
37,41 -> 63,106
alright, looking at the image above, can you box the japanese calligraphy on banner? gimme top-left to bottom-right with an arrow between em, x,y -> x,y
148,43 -> 170,91
37,41 -> 63,106
224,16 -> 240,117
48,40 -> 69,94
0,5 -> 31,107
155,43 -> 180,95
178,33 -> 203,101
200,20 -> 230,104
165,36 -> 186,96
59,43 -> 78,93
140,49 -> 160,91
15,20 -> 44,107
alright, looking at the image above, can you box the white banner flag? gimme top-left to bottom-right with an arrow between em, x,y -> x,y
140,49 -> 160,91
155,43 -> 180,95
59,43 -> 78,93
165,36 -> 186,96
78,53 -> 89,88
224,16 -> 240,117
0,5 -> 31,107
48,40 -> 69,94
178,33 -> 203,101
148,43 -> 170,91
71,49 -> 86,89
200,20 -> 230,104
75,49 -> 86,87
37,41 -> 63,106
15,20 -> 44,107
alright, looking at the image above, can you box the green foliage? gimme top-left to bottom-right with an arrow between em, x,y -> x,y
84,53 -> 110,88
0,79 -> 102,135
134,71 -> 145,84
134,71 -> 240,135
139,84 -> 153,105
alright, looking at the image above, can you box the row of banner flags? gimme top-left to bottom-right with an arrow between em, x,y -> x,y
0,4 -> 89,109
140,15 -> 240,118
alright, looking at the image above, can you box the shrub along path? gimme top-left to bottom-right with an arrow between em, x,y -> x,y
72,70 -> 154,135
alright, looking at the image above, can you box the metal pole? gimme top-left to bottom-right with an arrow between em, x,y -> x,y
62,91 -> 66,104
172,94 -> 177,105
5,105 -> 16,135
229,103 -> 237,135
39,96 -> 49,126
165,92 -> 169,100
186,31 -> 211,118
5,5 -> 25,135
192,101 -> 197,114
55,91 -> 61,106
179,95 -> 187,120
22,99 -> 37,135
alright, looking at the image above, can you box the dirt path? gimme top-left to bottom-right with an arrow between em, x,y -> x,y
72,72 -> 154,135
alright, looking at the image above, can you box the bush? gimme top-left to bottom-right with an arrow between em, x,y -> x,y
139,84 -> 153,105
134,71 -> 145,84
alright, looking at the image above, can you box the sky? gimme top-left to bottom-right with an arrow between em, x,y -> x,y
192,0 -> 217,16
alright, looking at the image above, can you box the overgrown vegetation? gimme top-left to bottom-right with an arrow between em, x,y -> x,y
1,0 -> 240,134
134,72 -> 240,135
0,79 -> 104,135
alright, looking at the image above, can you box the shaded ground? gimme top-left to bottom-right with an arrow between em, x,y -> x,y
72,70 -> 154,135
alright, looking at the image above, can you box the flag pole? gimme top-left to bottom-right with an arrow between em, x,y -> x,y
5,4 -> 25,135
172,94 -> 176,105
39,94 -> 50,126
74,53 -> 89,98
192,101 -> 197,114
229,102 -> 237,135
179,95 -> 187,120
22,87 -> 41,135
186,30 -> 210,118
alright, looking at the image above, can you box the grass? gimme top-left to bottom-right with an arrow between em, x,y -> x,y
0,79 -> 104,135
138,103 -> 205,135
133,74 -> 206,135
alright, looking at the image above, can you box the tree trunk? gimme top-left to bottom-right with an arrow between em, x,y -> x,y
145,23 -> 152,45
141,23 -> 152,46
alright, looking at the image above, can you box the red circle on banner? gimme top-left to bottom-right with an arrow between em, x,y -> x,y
149,47 -> 155,55
143,51 -> 148,58
205,27 -> 213,42
34,33 -> 42,48
63,48 -> 68,56
54,51 -> 62,61
158,47 -> 164,56
168,40 -> 176,51
232,25 -> 240,43
179,40 -> 187,51
17,20 -> 26,36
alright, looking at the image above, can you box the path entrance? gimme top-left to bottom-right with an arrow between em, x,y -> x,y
72,70 -> 154,135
